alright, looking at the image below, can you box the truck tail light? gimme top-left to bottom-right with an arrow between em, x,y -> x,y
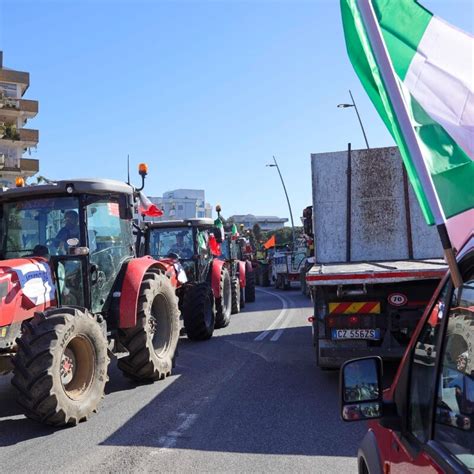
348,315 -> 360,326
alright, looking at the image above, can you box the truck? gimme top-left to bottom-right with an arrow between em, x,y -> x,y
271,245 -> 308,290
306,146 -> 448,369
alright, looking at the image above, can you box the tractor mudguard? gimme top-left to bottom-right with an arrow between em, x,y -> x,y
119,256 -> 170,329
210,259 -> 225,299
238,260 -> 246,288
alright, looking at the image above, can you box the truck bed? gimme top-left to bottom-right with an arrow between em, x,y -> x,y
306,258 -> 447,286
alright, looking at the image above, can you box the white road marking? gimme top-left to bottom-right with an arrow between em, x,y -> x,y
0,414 -> 24,422
151,413 -> 198,454
254,289 -> 290,342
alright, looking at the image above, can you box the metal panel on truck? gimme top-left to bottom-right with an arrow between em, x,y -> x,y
311,146 -> 442,264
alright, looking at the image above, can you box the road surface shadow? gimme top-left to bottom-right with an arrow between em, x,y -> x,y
100,325 -> 394,458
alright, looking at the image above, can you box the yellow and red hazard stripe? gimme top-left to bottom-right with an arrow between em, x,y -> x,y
328,302 -> 380,314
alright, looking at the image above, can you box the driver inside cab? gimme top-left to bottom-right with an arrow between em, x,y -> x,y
53,210 -> 80,253
169,231 -> 192,258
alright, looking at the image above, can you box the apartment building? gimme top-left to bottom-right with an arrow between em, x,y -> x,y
0,51 -> 39,187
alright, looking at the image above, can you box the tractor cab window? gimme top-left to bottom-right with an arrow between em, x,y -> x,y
149,228 -> 194,259
0,196 -> 80,258
435,276 -> 474,470
220,239 -> 230,260
86,200 -> 134,313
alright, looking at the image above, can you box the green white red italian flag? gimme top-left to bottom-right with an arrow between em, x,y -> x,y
341,0 -> 474,230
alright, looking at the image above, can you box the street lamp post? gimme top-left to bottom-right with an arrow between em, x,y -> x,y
337,89 -> 370,149
266,156 -> 296,250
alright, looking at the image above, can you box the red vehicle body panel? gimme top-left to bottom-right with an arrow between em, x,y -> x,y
119,256 -> 170,329
211,259 -> 225,299
0,258 -> 55,327
238,261 -> 246,288
363,235 -> 474,472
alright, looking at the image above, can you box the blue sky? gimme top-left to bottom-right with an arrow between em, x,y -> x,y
1,0 -> 472,223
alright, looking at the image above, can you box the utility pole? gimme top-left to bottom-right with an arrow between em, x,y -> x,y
266,156 -> 296,250
338,89 -> 370,150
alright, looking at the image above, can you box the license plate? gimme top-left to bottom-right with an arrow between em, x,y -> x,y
331,329 -> 381,340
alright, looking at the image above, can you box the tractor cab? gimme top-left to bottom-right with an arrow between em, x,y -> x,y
0,179 -> 135,316
142,218 -> 219,284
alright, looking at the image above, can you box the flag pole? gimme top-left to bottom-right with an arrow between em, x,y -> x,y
356,0 -> 463,287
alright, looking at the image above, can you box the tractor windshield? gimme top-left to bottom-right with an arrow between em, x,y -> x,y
149,227 -> 194,259
0,196 -> 81,259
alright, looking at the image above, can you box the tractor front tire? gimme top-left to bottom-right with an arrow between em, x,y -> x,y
118,270 -> 180,382
231,277 -> 241,315
245,262 -> 256,303
182,283 -> 215,340
215,267 -> 232,328
12,307 -> 109,426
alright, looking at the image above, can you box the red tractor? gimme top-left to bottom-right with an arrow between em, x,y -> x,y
0,176 -> 180,426
218,232 -> 256,314
140,218 -> 232,338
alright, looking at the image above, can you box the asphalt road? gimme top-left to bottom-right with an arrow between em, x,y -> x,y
0,287 -> 395,473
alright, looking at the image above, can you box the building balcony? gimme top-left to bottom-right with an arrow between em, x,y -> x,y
20,158 -> 39,173
0,69 -> 29,94
0,127 -> 38,147
0,98 -> 38,118
18,128 -> 38,143
0,158 -> 39,175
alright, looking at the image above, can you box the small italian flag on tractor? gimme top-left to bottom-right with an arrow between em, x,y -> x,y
231,223 -> 239,240
214,217 -> 225,241
197,230 -> 207,251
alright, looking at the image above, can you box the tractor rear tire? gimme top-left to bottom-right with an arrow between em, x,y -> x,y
240,287 -> 246,309
215,267 -> 232,328
261,266 -> 270,287
12,307 -> 109,427
118,270 -> 180,381
182,282 -> 215,340
231,277 -> 240,315
245,262 -> 256,303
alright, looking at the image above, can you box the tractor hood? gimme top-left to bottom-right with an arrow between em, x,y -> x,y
0,258 -> 56,328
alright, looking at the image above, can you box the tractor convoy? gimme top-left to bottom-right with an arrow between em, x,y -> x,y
0,169 -> 257,427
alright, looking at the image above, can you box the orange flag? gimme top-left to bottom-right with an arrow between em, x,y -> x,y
263,235 -> 276,249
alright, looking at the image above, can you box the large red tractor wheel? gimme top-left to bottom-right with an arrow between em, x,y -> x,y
215,266 -> 232,328
182,282 -> 215,340
245,261 -> 256,303
118,270 -> 180,381
12,308 -> 109,426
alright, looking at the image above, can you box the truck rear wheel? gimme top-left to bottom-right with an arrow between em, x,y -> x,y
231,277 -> 241,314
118,270 -> 180,381
245,262 -> 256,302
12,307 -> 109,426
182,282 -> 215,340
215,267 -> 232,328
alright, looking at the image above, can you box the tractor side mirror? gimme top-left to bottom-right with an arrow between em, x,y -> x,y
340,357 -> 383,422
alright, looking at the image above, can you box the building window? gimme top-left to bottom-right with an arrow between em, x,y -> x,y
178,205 -> 184,211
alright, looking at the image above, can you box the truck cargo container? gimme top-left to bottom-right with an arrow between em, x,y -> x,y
306,146 -> 447,369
